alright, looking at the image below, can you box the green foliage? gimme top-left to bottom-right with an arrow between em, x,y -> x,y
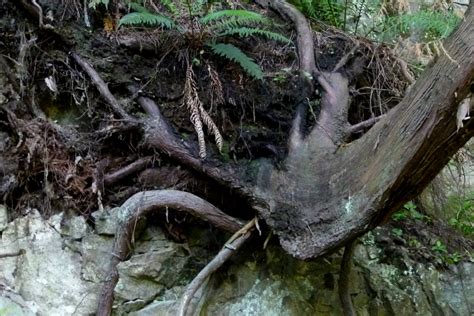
126,2 -> 148,13
290,0 -> 344,27
446,195 -> 474,236
392,202 -> 430,222
391,227 -> 403,238
200,8 -> 288,79
209,43 -> 263,80
444,252 -> 462,265
381,10 -> 460,42
431,240 -> 447,254
159,0 -> 178,15
218,27 -> 291,43
201,9 -> 268,25
116,3 -> 287,80
118,10 -> 175,28
408,237 -> 421,248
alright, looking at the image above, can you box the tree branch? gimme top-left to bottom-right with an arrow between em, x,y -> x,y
347,114 -> 386,135
96,190 -> 244,316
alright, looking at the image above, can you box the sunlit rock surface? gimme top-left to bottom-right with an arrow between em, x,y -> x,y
0,208 -> 472,315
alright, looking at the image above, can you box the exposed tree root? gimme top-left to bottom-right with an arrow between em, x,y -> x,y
104,157 -> 152,186
71,53 -> 266,213
338,240 -> 356,316
71,53 -> 132,120
177,218 -> 257,316
96,190 -> 244,316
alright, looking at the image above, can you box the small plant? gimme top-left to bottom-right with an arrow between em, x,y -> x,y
392,201 -> 431,222
118,3 -> 290,80
447,197 -> 474,237
290,0 -> 344,28
114,1 -> 290,158
444,252 -> 462,265
408,237 -> 421,249
431,240 -> 447,254
391,228 -> 403,238
392,209 -> 408,221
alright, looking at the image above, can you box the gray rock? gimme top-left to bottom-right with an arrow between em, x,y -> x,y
0,204 -> 7,232
92,207 -> 121,235
61,215 -> 89,240
113,226 -> 189,313
80,234 -> 114,283
0,210 -> 99,315
131,300 -> 178,316
0,294 -> 36,316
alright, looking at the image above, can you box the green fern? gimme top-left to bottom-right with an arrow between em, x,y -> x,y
201,10 -> 268,25
126,2 -> 148,13
159,0 -> 178,15
290,0 -> 344,27
218,27 -> 291,43
191,0 -> 208,16
119,11 -> 175,28
209,43 -> 263,80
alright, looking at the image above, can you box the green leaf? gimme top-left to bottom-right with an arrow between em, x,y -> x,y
127,3 -> 149,13
208,43 -> 263,80
201,10 -> 267,25
119,12 -> 175,28
218,27 -> 291,44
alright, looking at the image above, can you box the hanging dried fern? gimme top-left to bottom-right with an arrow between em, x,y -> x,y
207,64 -> 225,107
183,65 -> 223,158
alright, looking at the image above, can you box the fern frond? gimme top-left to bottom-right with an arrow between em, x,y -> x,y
191,0 -> 207,16
183,65 -> 224,158
209,43 -> 263,80
119,12 -> 175,28
199,106 -> 223,152
201,10 -> 267,25
126,2 -> 148,13
218,27 -> 291,43
159,0 -> 178,15
207,64 -> 225,106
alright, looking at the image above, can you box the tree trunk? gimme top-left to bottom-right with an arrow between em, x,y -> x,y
258,3 -> 473,259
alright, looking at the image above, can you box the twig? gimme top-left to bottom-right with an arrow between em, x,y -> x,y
96,190 -> 244,316
71,53 -> 132,120
347,114 -> 386,134
104,157 -> 152,186
177,218 -> 256,316
338,240 -> 356,316
333,43 -> 360,73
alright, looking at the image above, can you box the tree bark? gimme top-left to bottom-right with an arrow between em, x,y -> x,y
259,3 -> 474,259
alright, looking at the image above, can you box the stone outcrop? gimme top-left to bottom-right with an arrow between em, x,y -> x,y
0,205 -> 472,315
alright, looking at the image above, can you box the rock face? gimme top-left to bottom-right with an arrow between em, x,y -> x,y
0,210 -> 98,315
0,208 -> 472,315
